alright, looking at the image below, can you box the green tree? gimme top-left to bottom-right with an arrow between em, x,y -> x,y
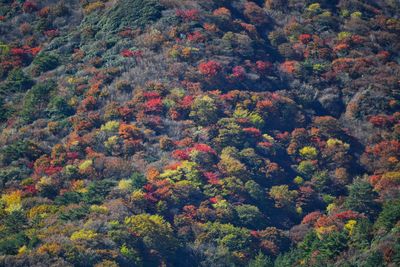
345,178 -> 379,219
46,96 -> 74,119
195,222 -> 253,265
234,204 -> 265,229
83,180 -> 115,204
374,200 -> 400,231
32,53 -> 60,73
0,69 -> 34,94
130,171 -> 147,190
124,214 -> 178,261
269,185 -> 298,208
248,251 -> 273,267
190,95 -> 219,126
20,80 -> 56,123
245,180 -> 264,201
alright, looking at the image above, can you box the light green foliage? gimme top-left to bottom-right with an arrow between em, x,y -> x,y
297,160 -> 316,177
1,190 -> 22,213
118,179 -> 133,191
351,11 -> 362,19
124,214 -> 177,257
307,3 -> 321,14
104,135 -> 119,150
326,138 -> 350,150
79,159 -> 93,171
234,204 -> 265,229
219,147 -> 246,177
338,31 -> 352,41
269,185 -> 298,208
216,120 -> 244,147
195,222 -> 252,261
70,229 -> 98,241
248,251 -> 273,267
160,160 -> 202,185
233,107 -> 264,128
90,205 -> 109,214
0,43 -> 10,56
101,120 -> 120,132
190,95 -> 219,125
294,176 -> 304,185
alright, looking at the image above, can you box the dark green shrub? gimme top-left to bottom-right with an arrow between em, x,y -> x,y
0,233 -> 28,255
374,200 -> 400,231
46,95 -> 74,119
0,69 -> 34,94
1,140 -> 42,165
130,171 -> 147,189
32,53 -> 59,73
98,0 -> 162,32
59,205 -> 89,221
83,180 -> 115,204
20,80 -> 56,123
0,166 -> 30,189
0,97 -> 8,121
54,191 -> 83,205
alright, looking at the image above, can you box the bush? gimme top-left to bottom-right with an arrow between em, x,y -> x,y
299,146 -> 318,159
83,180 -> 115,204
130,171 -> 147,189
1,141 -> 41,165
190,95 -> 219,126
0,233 -> 28,255
234,204 -> 265,229
47,96 -> 74,119
32,53 -> 59,73
0,69 -> 34,94
0,97 -> 9,121
97,0 -> 162,32
374,200 -> 400,231
0,167 -> 29,189
20,80 -> 56,123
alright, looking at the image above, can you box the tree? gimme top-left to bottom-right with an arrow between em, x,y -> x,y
198,61 -> 222,77
47,96 -> 74,119
0,69 -> 33,93
245,180 -> 264,201
234,204 -> 265,229
124,214 -> 178,261
374,200 -> 400,231
195,222 -> 253,265
269,185 -> 298,208
32,53 -> 59,74
299,146 -> 318,160
248,251 -> 273,267
21,80 -> 56,123
190,95 -> 219,126
218,147 -> 247,178
83,180 -> 115,204
344,178 -> 379,219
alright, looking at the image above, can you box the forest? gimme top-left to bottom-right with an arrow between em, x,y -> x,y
0,0 -> 399,266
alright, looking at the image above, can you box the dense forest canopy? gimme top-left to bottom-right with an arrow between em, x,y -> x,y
0,0 -> 399,266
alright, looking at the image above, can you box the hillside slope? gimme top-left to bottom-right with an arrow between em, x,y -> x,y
0,0 -> 399,266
